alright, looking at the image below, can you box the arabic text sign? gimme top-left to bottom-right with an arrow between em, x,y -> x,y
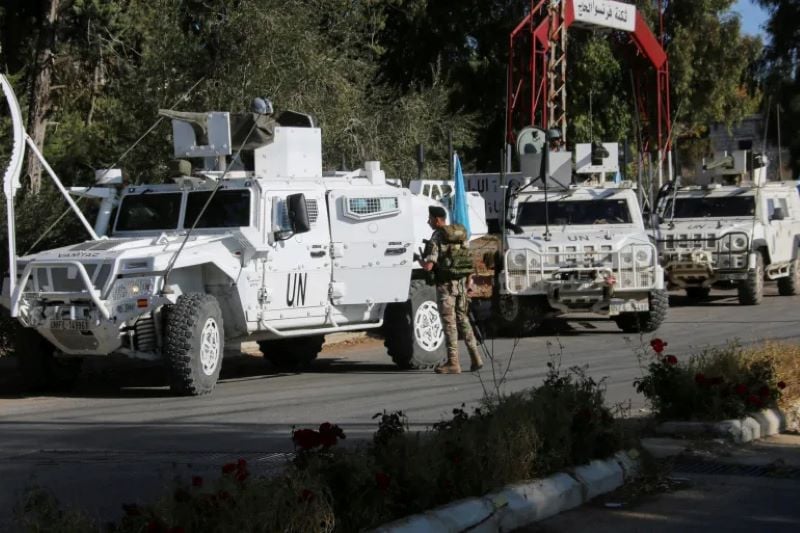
573,0 -> 636,33
465,173 -> 522,221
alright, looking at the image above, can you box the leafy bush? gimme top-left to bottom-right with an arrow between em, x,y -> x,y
635,338 -> 789,421
14,362 -> 627,532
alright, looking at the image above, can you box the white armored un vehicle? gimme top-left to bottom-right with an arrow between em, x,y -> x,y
0,76 -> 487,395
495,128 -> 667,334
656,150 -> 800,304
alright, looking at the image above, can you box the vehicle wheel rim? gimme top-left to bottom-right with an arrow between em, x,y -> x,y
414,301 -> 444,352
499,295 -> 519,322
200,318 -> 220,376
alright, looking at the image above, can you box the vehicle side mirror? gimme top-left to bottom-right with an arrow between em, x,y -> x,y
287,193 -> 311,234
771,207 -> 785,221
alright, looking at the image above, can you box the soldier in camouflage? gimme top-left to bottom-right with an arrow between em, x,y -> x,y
419,205 -> 483,374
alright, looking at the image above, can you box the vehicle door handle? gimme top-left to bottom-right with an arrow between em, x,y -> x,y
310,250 -> 327,258
385,247 -> 407,255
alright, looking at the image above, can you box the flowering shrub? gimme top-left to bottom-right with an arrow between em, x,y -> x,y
635,339 -> 789,421
15,363 -> 627,533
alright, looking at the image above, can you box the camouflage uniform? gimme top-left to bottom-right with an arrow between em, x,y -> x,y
424,229 -> 482,370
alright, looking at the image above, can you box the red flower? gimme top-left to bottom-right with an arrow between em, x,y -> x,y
664,355 -> 678,365
375,471 -> 391,491
298,489 -> 316,503
319,422 -> 346,439
235,470 -> 249,484
191,476 -> 203,488
222,462 -> 237,474
237,458 -> 248,471
734,384 -> 748,396
778,381 -> 787,390
292,428 -> 322,450
650,338 -> 667,353
695,373 -> 706,385
759,385 -> 771,397
746,394 -> 762,407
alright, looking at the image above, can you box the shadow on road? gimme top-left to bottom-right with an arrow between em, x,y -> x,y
0,352 -> 410,400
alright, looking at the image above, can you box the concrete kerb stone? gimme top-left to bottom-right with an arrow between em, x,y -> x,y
571,458 -> 625,502
655,406 -> 791,444
372,452 -> 638,533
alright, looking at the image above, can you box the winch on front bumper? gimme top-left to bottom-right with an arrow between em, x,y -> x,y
503,244 -> 660,316
657,232 -> 750,287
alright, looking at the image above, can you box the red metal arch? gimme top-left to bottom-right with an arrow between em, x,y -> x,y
506,0 -> 671,157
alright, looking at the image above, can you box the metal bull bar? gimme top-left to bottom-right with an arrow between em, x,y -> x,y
504,243 -> 657,294
11,261 -> 111,320
658,231 -> 750,275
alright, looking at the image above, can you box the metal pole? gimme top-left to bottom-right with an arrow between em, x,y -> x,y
448,132 -> 454,180
777,104 -> 783,179
25,136 -> 99,241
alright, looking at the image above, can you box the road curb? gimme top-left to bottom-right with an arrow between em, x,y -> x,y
654,406 -> 788,444
371,451 -> 639,532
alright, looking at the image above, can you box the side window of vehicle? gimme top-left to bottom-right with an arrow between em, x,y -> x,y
343,196 -> 400,220
422,185 -> 431,198
778,198 -> 789,217
767,198 -> 776,219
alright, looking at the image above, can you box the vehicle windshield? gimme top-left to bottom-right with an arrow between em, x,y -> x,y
185,190 -> 251,228
517,199 -> 632,225
666,196 -> 755,218
115,193 -> 182,232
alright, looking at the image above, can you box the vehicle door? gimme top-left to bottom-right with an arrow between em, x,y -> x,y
261,188 -> 331,323
326,187 -> 415,305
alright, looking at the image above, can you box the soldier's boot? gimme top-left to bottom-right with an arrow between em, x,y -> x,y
468,348 -> 483,372
435,353 -> 461,374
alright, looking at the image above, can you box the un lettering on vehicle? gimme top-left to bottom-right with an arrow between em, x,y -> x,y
286,272 -> 308,307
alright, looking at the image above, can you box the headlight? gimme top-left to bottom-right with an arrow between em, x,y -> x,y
621,253 -> 633,264
110,277 -> 155,301
731,236 -> 747,251
635,248 -> 652,267
510,252 -> 527,268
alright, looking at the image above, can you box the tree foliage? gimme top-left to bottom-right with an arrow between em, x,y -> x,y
756,0 -> 800,175
0,0 -> 766,252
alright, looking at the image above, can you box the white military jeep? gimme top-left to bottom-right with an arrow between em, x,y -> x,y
656,150 -> 800,304
495,130 -> 667,334
0,77 -> 486,394
498,184 -> 667,333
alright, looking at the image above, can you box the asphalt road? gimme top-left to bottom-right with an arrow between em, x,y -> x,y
1,286 -> 799,527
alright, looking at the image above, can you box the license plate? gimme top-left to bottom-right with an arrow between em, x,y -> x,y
50,319 -> 89,331
723,273 -> 747,280
609,300 -> 648,315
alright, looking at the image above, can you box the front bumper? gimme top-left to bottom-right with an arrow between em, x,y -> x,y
658,233 -> 751,287
502,245 -> 661,315
7,261 -> 168,355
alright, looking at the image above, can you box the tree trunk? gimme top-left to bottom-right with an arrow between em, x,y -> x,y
26,0 -> 61,195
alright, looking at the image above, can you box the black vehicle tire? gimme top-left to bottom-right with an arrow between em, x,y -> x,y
613,289 -> 669,333
491,292 -> 542,337
16,328 -> 83,392
738,252 -> 764,305
258,335 -> 324,372
685,287 -> 711,300
164,293 -> 224,396
383,279 -> 446,370
777,257 -> 800,296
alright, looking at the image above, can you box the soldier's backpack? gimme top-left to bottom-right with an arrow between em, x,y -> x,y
436,224 -> 474,282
